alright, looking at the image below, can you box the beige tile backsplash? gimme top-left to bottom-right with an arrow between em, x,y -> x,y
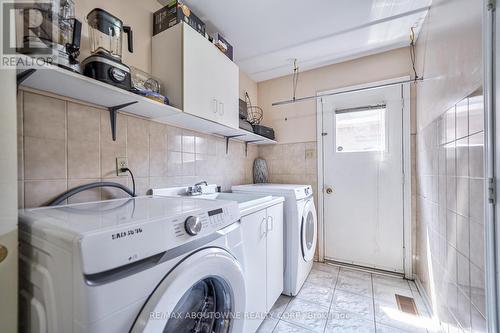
17,90 -> 261,208
259,142 -> 318,204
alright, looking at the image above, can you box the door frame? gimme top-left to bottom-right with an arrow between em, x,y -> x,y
484,0 -> 500,331
315,76 -> 412,278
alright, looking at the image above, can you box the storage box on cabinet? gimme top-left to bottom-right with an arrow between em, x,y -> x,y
152,23 -> 239,129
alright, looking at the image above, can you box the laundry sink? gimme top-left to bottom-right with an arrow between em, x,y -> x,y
152,186 -> 274,211
198,192 -> 273,210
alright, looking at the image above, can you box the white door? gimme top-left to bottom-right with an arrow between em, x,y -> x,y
183,24 -> 239,129
213,48 -> 239,129
321,84 -> 405,272
183,24 -> 220,123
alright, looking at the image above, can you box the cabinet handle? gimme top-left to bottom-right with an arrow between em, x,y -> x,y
260,217 -> 267,237
219,102 -> 224,116
267,216 -> 274,231
213,99 -> 218,113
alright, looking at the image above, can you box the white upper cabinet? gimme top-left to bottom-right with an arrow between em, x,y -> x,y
152,23 -> 239,129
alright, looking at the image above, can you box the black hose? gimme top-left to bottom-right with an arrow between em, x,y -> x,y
47,182 -> 135,206
121,168 -> 136,197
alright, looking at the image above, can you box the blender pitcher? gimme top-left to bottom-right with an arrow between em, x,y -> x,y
82,8 -> 134,90
87,8 -> 133,60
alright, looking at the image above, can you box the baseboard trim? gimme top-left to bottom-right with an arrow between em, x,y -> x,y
412,274 -> 435,317
323,259 -> 405,278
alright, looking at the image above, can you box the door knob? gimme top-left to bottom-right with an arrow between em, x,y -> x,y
0,244 -> 7,263
325,186 -> 333,195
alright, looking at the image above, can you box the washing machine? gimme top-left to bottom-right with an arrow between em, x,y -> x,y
18,196 -> 246,333
232,184 -> 317,296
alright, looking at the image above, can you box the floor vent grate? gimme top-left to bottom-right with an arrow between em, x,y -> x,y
395,294 -> 419,316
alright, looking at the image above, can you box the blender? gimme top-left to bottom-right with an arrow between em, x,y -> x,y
20,0 -> 82,72
82,8 -> 134,90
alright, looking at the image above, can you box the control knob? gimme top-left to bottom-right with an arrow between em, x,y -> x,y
184,216 -> 202,236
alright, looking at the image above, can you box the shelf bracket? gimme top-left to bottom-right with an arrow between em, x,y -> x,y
108,101 -> 138,141
244,140 -> 262,156
16,69 -> 37,91
224,135 -> 245,154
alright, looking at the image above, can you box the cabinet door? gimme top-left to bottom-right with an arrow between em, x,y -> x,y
265,203 -> 284,312
183,24 -> 220,122
240,210 -> 268,333
215,57 -> 239,129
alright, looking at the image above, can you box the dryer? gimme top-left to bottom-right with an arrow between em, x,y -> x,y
19,196 -> 246,333
232,184 -> 317,296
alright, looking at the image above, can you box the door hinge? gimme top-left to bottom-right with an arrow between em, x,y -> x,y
321,132 -> 328,136
488,177 -> 496,204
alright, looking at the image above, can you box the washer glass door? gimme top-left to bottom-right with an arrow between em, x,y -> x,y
131,248 -> 245,333
164,277 -> 231,332
301,199 -> 317,262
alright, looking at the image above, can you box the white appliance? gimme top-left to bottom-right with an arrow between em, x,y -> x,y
19,196 -> 246,333
153,185 -> 286,332
232,184 -> 317,296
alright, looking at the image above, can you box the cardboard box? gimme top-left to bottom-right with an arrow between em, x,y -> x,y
239,98 -> 248,119
153,1 -> 205,36
214,32 -> 233,61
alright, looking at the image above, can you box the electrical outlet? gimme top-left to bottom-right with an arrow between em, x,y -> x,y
305,149 -> 316,159
116,157 -> 128,176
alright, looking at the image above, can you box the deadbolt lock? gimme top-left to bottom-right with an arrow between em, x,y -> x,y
0,245 -> 8,263
325,186 -> 333,194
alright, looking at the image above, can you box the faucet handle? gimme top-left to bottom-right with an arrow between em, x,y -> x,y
194,181 -> 208,187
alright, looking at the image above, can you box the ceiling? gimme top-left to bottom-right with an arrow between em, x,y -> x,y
180,0 -> 431,82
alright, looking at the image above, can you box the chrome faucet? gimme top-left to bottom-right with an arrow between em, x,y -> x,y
187,181 -> 208,196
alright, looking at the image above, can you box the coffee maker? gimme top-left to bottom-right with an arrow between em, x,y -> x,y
82,8 -> 134,90
20,0 -> 82,72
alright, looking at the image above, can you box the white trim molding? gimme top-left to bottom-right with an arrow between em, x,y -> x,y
484,0 -> 500,331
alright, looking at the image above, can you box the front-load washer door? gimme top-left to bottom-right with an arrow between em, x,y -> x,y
301,199 -> 317,262
131,248 -> 246,333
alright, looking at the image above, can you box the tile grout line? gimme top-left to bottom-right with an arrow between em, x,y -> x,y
21,91 -> 26,208
321,267 -> 340,333
371,273 -> 378,333
98,106 -> 102,199
65,100 -> 68,201
278,265 -> 339,333
273,294 -> 293,332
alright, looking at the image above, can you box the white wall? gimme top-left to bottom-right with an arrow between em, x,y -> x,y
240,70 -> 258,105
257,47 -> 412,144
76,0 -> 162,73
414,0 -> 485,331
415,0 -> 482,131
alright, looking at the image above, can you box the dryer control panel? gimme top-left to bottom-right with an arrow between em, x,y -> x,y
295,185 -> 313,200
171,205 -> 238,239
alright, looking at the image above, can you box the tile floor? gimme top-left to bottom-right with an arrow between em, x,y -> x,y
257,262 -> 442,333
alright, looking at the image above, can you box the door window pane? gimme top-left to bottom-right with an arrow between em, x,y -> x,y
303,211 -> 315,251
335,107 -> 386,153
